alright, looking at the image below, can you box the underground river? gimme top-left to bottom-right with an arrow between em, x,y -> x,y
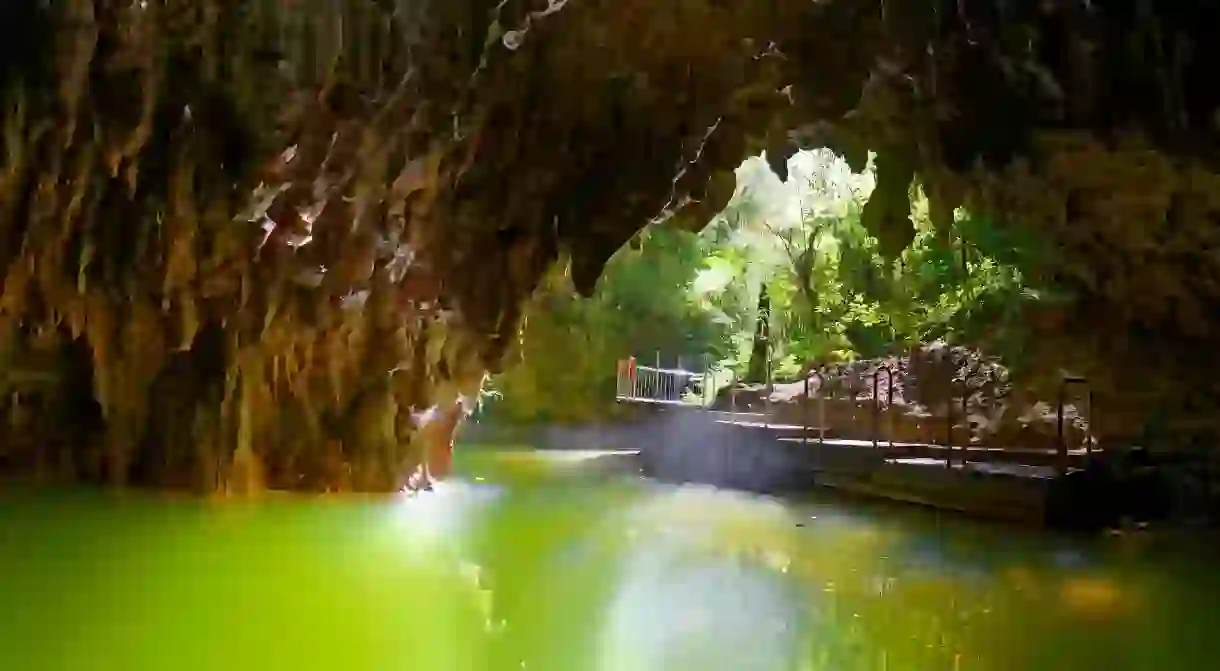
1,448 -> 1217,670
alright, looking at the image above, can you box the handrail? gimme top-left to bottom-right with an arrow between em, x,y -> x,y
872,366 -> 894,451
629,364 -> 704,376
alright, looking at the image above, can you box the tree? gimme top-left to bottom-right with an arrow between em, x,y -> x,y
691,150 -> 1041,381
486,225 -> 725,423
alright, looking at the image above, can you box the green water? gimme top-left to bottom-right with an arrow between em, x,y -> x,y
1,448 -> 1218,670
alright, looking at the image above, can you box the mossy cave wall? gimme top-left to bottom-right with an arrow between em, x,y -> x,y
1,0 -> 1219,492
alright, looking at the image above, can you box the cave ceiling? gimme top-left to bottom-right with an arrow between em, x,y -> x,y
2,0 -> 1220,487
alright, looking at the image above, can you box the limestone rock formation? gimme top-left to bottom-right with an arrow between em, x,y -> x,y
2,1 -> 1219,491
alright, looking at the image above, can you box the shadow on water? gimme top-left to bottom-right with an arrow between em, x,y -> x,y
2,447 -> 1219,670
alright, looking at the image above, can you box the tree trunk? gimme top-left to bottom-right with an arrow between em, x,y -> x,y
795,246 -> 820,337
744,285 -> 771,384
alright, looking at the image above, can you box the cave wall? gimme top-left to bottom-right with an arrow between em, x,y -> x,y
0,0 -> 828,491
2,0 -> 1219,491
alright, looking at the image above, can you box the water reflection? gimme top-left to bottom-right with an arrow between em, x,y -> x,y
0,451 -> 1217,670
597,544 -> 803,671
450,451 -> 1219,670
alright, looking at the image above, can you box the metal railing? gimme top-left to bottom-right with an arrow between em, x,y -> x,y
796,363 -> 1096,472
612,345 -> 1097,474
615,353 -> 713,407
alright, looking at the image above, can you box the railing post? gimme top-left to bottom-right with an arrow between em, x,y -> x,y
701,353 -> 710,407
763,337 -> 772,429
1086,390 -> 1096,456
960,382 -> 969,466
945,377 -> 954,469
1058,376 -> 1088,475
681,362 -> 686,404
803,373 -> 810,449
873,366 -> 894,454
655,351 -> 661,402
887,368 -> 895,451
1056,382 -> 1066,473
819,375 -> 826,446
873,371 -> 880,451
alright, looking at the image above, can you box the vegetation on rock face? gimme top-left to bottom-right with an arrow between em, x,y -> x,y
4,1 -> 1220,490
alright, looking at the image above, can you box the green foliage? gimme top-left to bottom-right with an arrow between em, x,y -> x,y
491,149 -> 1050,419
487,226 -> 727,423
683,150 -> 1047,381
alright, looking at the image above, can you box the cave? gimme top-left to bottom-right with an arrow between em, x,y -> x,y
2,0 -> 1220,492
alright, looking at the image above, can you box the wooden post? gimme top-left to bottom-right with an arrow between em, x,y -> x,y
945,379 -> 954,469
960,387 -> 968,467
1056,383 -> 1067,474
1087,390 -> 1096,456
803,374 -> 810,449
872,371 -> 880,451
815,371 -> 826,446
763,335 -> 772,429
1058,376 -> 1088,475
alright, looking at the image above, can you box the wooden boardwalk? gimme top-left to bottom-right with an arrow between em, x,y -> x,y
708,410 -> 1093,475
615,365 -> 1094,478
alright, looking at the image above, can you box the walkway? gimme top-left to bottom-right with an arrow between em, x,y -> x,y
614,356 -> 1096,476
